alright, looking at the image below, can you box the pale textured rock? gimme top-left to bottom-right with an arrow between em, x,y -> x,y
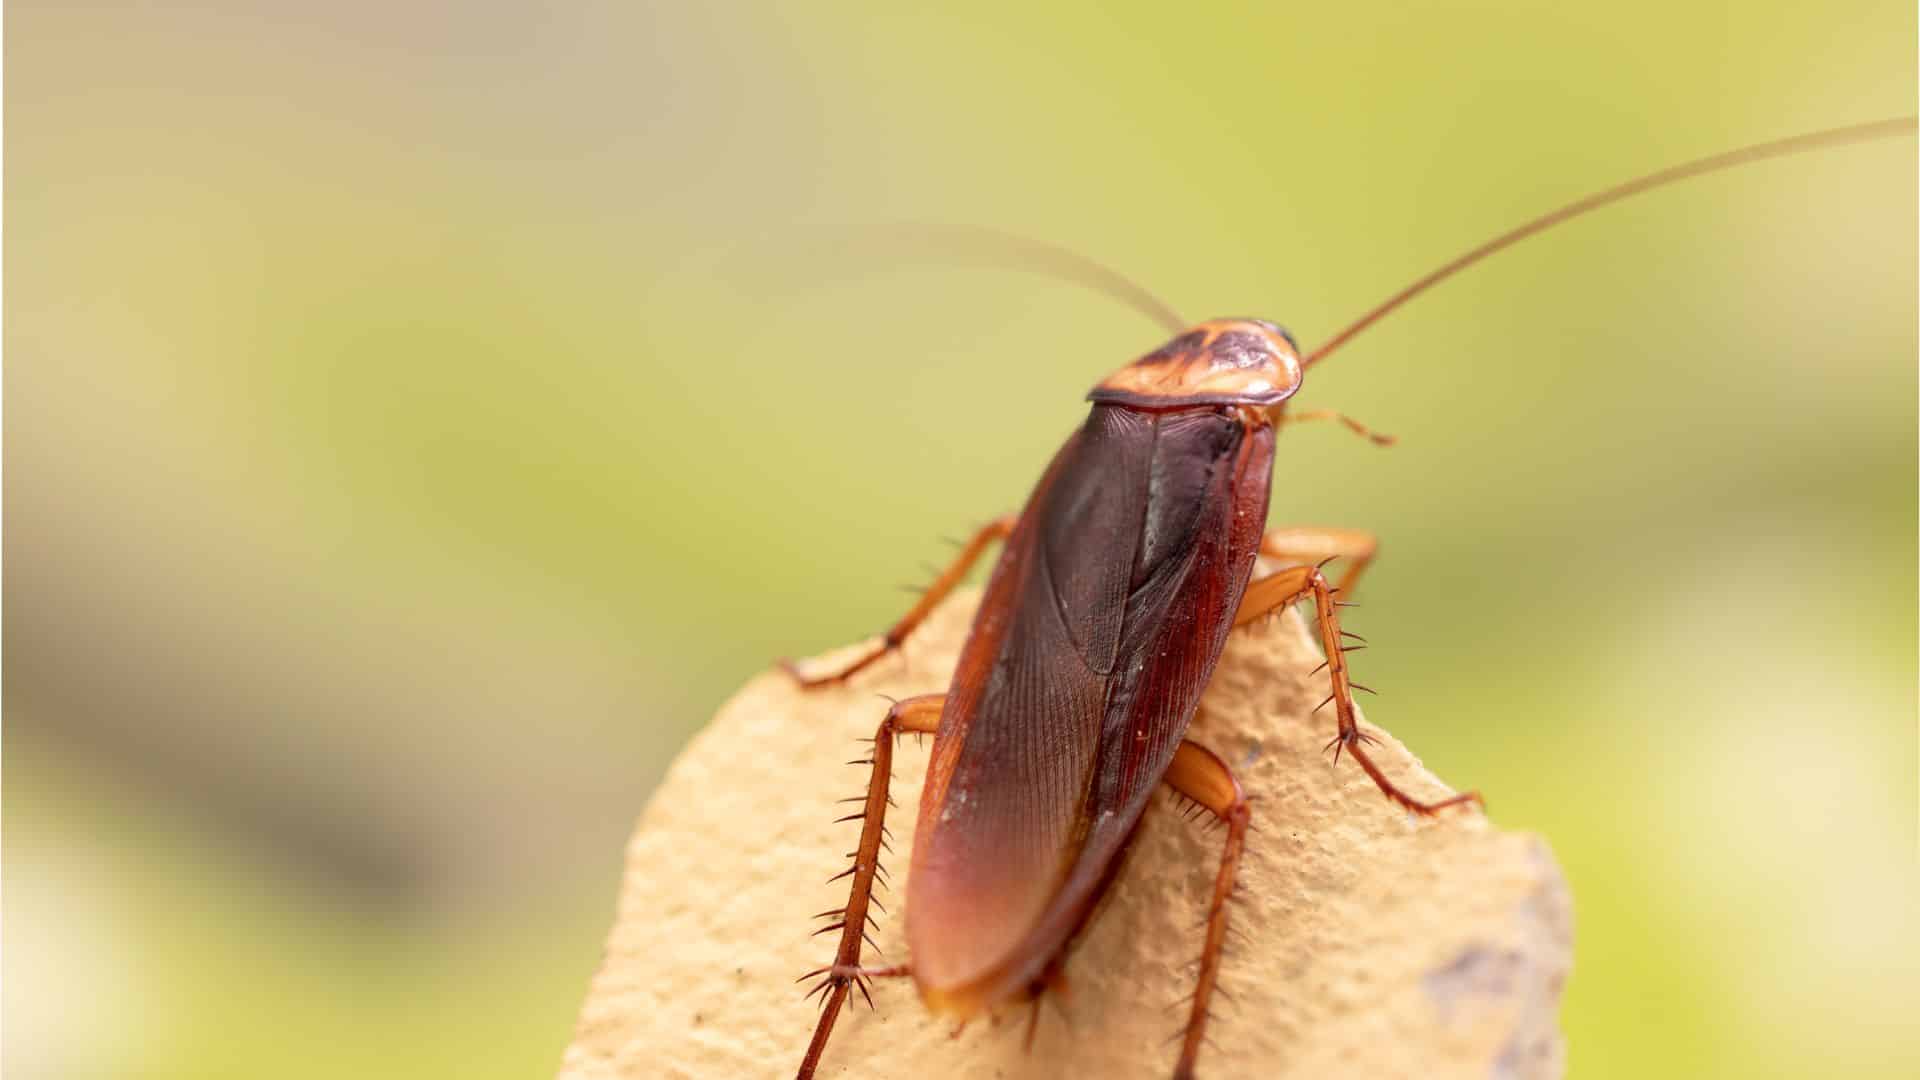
562,588 -> 1571,1080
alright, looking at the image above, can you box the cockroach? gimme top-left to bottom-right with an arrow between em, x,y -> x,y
782,116 -> 1915,1079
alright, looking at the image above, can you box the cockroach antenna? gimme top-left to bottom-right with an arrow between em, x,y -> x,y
1303,116 -> 1918,368
842,222 -> 1186,333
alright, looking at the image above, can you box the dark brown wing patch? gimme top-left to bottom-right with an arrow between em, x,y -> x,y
1038,406 -> 1152,674
906,403 -> 1275,1015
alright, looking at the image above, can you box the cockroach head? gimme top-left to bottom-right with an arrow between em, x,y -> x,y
1089,318 -> 1303,409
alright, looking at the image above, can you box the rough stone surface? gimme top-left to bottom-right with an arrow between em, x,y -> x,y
561,588 -> 1571,1079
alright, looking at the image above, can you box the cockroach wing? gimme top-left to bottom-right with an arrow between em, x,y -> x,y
906,403 -> 1274,1016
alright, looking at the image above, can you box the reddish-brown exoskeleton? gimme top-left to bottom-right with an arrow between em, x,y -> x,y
782,117 -> 1915,1079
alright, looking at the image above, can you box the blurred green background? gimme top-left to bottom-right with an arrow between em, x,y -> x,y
4,3 -> 1913,1078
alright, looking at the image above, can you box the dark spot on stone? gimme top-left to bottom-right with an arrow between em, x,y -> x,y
1422,944 -> 1522,1014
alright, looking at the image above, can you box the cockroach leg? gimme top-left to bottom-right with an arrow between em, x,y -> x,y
797,694 -> 943,1080
795,961 -> 911,980
782,515 -> 1016,688
1161,739 -> 1251,1080
1256,525 -> 1380,597
1009,952 -> 1073,1053
1276,407 -> 1398,447
1233,565 -> 1481,816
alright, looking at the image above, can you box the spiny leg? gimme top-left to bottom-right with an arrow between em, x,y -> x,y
1162,740 -> 1251,1080
1233,565 -> 1481,815
783,515 -> 1015,687
796,962 -> 912,997
1257,524 -> 1380,598
797,694 -> 943,1080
